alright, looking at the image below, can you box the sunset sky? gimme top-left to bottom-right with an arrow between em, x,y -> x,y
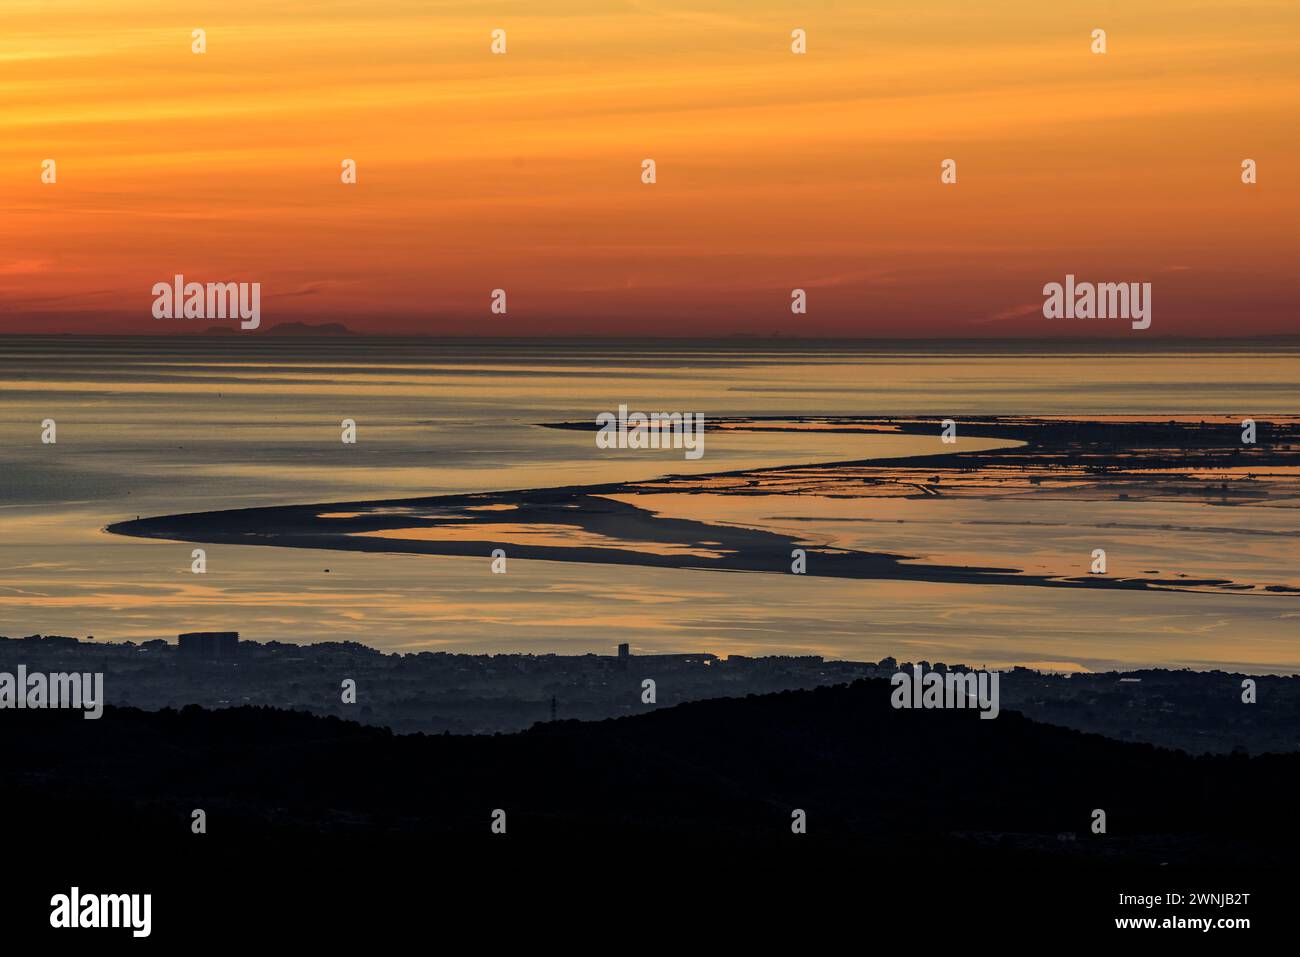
2,0 -> 1297,336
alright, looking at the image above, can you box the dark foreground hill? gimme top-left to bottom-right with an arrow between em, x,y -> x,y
4,677 -> 1295,858
3,679 -> 1291,940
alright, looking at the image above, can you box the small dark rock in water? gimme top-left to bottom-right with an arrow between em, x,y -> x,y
324,569 -> 330,573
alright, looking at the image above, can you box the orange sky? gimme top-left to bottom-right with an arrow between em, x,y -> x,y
1,0 -> 1297,336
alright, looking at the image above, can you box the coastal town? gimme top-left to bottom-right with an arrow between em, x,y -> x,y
1,631 -> 1292,753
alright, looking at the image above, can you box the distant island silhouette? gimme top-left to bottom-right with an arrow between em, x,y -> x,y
200,321 -> 354,336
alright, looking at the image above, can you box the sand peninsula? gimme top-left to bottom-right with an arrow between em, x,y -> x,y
108,416 -> 1300,595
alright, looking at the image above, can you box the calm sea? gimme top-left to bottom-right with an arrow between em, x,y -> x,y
1,336 -> 1296,672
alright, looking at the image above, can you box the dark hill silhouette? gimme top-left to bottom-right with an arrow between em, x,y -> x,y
7,678 -> 1291,942
4,678 -> 1294,863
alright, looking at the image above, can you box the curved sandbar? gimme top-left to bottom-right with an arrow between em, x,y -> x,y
108,416 -> 1300,595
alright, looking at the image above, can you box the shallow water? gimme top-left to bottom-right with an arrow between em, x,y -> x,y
1,336 -> 1296,672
